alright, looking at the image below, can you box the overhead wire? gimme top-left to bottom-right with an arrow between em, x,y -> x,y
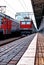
18,0 -> 34,17
5,8 -> 15,18
21,0 -> 29,11
4,0 -> 27,13
4,0 -> 29,19
4,0 -> 16,14
4,0 -> 27,15
18,0 -> 27,12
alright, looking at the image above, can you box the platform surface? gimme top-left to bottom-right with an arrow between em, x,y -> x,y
0,34 -> 35,65
35,33 -> 44,65
17,34 -> 37,65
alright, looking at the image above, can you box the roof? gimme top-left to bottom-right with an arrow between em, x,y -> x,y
31,0 -> 44,28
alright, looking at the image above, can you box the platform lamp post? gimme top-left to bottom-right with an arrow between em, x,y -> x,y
0,6 -> 6,13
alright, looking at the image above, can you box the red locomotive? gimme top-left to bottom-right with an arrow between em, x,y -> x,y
20,17 -> 33,34
0,13 -> 19,36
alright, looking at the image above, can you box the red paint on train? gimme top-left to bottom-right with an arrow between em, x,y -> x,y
20,21 -> 32,29
1,17 -> 12,34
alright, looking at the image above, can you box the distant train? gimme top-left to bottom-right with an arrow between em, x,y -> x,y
0,13 -> 20,36
20,17 -> 33,34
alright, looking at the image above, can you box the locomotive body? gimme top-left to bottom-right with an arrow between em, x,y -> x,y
20,17 -> 33,34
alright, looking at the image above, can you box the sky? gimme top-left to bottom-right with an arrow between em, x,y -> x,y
0,0 -> 37,29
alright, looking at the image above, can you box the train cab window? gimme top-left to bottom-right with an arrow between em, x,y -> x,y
21,21 -> 25,24
26,21 -> 31,24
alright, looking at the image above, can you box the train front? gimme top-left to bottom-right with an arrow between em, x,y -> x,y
20,17 -> 33,35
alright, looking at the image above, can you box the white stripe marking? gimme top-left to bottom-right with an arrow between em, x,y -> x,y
17,34 -> 37,65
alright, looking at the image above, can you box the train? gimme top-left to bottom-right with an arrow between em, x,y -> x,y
0,13 -> 20,37
19,17 -> 33,35
0,13 -> 34,37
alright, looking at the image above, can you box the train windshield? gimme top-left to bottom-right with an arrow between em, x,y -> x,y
21,21 -> 31,24
22,22 -> 25,24
26,21 -> 31,24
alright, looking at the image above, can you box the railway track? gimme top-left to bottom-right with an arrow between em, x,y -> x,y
0,35 -> 25,46
35,33 -> 44,65
17,33 -> 37,65
0,34 -> 35,65
1,33 -> 44,65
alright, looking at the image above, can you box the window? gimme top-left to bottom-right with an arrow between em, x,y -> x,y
27,22 -> 31,24
21,22 -> 25,24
